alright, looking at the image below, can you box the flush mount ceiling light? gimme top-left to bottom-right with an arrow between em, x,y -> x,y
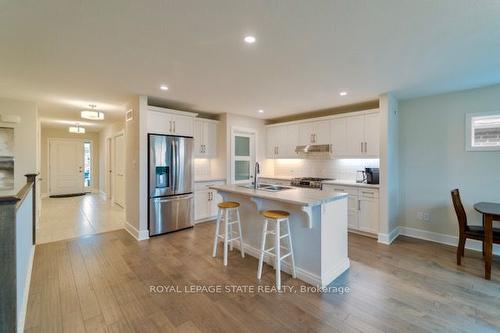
160,84 -> 169,91
244,35 -> 256,44
339,91 -> 348,96
258,109 -> 264,113
69,124 -> 85,134
81,104 -> 104,120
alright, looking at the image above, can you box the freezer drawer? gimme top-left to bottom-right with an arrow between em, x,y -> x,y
149,194 -> 193,236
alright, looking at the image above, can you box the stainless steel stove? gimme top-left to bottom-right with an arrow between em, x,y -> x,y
291,177 -> 334,189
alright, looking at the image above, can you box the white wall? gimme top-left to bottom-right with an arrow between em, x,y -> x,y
98,120 -> 125,194
40,127 -> 100,194
0,98 -> 39,194
398,84 -> 500,237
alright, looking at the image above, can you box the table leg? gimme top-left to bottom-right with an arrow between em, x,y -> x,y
484,214 -> 493,280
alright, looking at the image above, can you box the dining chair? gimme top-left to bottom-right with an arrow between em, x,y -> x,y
451,189 -> 500,265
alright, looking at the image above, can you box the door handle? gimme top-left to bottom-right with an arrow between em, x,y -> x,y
358,199 -> 361,211
364,142 -> 368,153
360,142 -> 363,153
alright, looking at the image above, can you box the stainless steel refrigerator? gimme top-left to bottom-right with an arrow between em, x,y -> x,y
148,134 -> 194,236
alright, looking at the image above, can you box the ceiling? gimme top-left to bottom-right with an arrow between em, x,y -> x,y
1,0 -> 500,128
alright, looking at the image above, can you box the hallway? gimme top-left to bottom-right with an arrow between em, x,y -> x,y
37,193 -> 125,244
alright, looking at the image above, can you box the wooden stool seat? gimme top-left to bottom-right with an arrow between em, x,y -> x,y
262,210 -> 290,219
218,201 -> 240,209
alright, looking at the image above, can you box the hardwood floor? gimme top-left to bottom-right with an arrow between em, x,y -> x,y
25,222 -> 500,332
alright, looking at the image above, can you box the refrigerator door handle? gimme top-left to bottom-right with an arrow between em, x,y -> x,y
171,139 -> 176,193
153,193 -> 193,203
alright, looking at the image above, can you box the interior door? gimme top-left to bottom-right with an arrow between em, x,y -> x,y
49,140 -> 83,195
114,133 -> 125,207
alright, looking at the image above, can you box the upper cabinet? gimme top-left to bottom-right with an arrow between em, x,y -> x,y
298,120 -> 331,145
266,109 -> 380,159
194,119 -> 218,158
147,106 -> 196,137
266,124 -> 298,159
345,112 -> 379,157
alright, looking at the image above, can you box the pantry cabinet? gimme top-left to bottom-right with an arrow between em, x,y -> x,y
194,119 -> 218,158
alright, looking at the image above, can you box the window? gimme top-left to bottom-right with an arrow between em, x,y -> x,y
83,142 -> 92,187
466,112 -> 500,151
231,129 -> 256,184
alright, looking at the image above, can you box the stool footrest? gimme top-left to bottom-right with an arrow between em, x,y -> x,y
217,235 -> 242,242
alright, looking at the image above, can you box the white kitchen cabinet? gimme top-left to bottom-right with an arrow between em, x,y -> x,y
329,117 -> 348,155
194,119 -> 218,158
194,180 -> 225,223
147,107 -> 195,136
345,112 -> 379,157
266,124 -> 298,158
323,184 -> 379,236
298,120 -> 330,145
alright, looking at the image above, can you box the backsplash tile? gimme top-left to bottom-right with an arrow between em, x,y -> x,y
271,158 -> 379,180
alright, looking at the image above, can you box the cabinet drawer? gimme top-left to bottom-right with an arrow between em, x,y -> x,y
358,188 -> 379,198
323,184 -> 358,196
195,180 -> 225,191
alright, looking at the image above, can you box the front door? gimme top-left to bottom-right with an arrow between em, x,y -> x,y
49,139 -> 84,195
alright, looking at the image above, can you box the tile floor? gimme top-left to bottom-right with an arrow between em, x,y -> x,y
37,193 -> 125,244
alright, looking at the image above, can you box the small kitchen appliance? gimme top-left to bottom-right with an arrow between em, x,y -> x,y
365,168 -> 379,184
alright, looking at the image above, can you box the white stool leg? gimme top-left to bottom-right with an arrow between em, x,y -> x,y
257,218 -> 268,279
275,219 -> 281,290
212,207 -> 221,257
223,209 -> 229,266
236,208 -> 245,257
286,218 -> 296,278
229,208 -> 234,251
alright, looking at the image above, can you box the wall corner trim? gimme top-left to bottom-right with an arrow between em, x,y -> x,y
377,226 -> 400,245
125,221 -> 149,241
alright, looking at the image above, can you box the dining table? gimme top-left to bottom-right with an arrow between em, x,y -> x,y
473,202 -> 500,280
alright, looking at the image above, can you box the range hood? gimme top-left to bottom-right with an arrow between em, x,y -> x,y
295,144 -> 333,158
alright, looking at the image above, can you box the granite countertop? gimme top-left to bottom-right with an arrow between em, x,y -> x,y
321,179 -> 380,189
210,184 -> 347,206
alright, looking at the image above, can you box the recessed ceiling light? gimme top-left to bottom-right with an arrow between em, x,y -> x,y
339,91 -> 348,96
244,35 -> 256,44
258,109 -> 264,113
160,85 -> 169,91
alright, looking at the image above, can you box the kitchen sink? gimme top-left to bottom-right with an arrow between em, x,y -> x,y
239,183 -> 293,192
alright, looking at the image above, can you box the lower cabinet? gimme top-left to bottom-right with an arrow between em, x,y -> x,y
323,184 -> 379,235
194,180 -> 224,223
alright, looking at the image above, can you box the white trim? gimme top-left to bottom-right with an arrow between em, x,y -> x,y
195,117 -> 219,124
266,108 -> 379,127
398,226 -> 500,255
17,245 -> 35,333
230,127 -> 257,185
377,226 -> 400,245
112,131 -> 125,208
147,105 -> 198,118
125,221 -> 149,241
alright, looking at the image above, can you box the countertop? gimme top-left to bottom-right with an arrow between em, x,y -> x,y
210,184 -> 347,207
258,175 -> 294,181
321,179 -> 380,189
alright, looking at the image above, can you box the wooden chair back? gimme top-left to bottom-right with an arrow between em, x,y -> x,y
451,189 -> 467,233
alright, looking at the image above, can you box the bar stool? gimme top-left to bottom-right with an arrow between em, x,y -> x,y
257,210 -> 296,290
212,201 -> 245,266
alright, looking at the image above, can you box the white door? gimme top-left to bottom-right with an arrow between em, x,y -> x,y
171,114 -> 194,136
298,122 -> 314,145
106,137 -> 113,199
204,121 -> 217,158
49,140 -> 84,195
113,133 -> 125,208
347,195 -> 359,229
358,197 -> 379,234
193,120 -> 205,157
231,130 -> 256,184
330,117 -> 348,155
266,126 -> 279,158
364,113 -> 380,156
311,120 -> 331,144
346,115 -> 365,155
283,124 -> 299,157
194,190 -> 210,221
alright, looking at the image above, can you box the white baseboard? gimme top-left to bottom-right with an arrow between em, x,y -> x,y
18,245 -> 35,333
398,226 -> 500,256
125,221 -> 149,241
378,227 -> 400,245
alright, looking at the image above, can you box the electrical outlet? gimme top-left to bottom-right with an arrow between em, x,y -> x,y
417,211 -> 431,222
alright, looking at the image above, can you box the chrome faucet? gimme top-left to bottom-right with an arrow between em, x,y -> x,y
253,162 -> 260,189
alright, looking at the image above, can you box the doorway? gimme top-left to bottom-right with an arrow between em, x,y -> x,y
230,128 -> 256,184
113,132 -> 125,208
49,139 -> 86,195
106,137 -> 113,199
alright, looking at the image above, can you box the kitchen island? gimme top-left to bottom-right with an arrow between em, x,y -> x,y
209,184 -> 350,287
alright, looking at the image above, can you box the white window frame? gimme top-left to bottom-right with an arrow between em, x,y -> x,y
466,111 -> 500,151
230,127 -> 256,184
